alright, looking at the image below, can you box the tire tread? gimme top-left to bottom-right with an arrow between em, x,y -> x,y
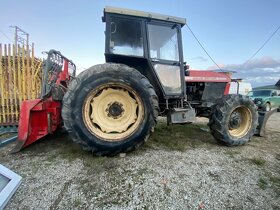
62,63 -> 159,155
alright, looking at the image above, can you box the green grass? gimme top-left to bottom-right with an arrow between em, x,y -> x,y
257,174 -> 280,195
258,177 -> 269,189
268,173 -> 280,195
57,143 -> 86,161
269,176 -> 280,188
146,122 -> 215,151
224,150 -> 241,158
249,157 -> 266,166
46,154 -> 57,162
18,120 -> 215,159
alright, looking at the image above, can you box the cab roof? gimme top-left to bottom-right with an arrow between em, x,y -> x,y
104,6 -> 186,26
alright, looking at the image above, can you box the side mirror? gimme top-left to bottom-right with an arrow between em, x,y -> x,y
184,63 -> 189,70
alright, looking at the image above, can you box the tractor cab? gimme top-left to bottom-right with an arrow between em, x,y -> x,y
103,7 -> 186,107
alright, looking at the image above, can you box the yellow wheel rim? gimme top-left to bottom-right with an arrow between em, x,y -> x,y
228,106 -> 252,138
82,84 -> 144,141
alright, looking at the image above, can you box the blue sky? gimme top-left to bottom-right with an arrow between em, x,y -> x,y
1,0 -> 279,87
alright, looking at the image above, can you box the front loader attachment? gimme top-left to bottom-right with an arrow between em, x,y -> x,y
11,49 -> 75,152
11,99 -> 61,153
255,108 -> 278,137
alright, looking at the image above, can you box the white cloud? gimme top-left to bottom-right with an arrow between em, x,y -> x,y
207,57 -> 280,87
191,56 -> 208,62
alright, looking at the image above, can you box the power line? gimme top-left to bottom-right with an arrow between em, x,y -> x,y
186,24 -> 222,71
0,30 -> 13,42
244,25 -> 280,66
1,27 -> 33,50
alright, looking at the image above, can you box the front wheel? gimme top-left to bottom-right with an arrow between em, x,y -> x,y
62,63 -> 158,156
208,94 -> 258,146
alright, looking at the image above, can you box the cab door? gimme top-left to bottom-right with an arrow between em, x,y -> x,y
147,22 -> 184,98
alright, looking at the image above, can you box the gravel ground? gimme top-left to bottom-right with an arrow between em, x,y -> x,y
1,113 -> 279,209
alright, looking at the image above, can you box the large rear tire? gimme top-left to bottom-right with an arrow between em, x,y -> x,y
62,63 -> 158,156
208,94 -> 258,146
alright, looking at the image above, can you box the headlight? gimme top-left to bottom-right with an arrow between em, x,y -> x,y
254,98 -> 263,105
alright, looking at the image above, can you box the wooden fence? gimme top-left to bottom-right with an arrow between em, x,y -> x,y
0,44 -> 42,125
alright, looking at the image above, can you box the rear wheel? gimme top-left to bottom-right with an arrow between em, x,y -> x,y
209,94 -> 258,146
62,63 -> 158,156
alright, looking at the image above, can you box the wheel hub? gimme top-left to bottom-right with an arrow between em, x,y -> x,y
106,102 -> 124,119
228,106 -> 252,138
229,112 -> 241,129
82,84 -> 144,141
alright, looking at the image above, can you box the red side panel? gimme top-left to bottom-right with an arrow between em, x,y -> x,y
12,99 -> 61,152
185,70 -> 231,83
224,83 -> 231,95
57,60 -> 69,83
17,99 -> 42,144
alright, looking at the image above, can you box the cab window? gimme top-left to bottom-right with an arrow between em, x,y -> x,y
148,24 -> 179,61
109,17 -> 143,57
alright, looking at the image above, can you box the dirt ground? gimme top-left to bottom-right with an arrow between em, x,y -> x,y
1,113 -> 279,209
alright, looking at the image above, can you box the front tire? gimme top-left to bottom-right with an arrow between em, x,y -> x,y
62,63 -> 158,156
208,94 -> 258,146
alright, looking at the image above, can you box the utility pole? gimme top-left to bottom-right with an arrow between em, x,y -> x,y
10,26 -> 29,54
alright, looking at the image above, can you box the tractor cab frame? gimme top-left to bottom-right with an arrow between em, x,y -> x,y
103,7 -> 189,120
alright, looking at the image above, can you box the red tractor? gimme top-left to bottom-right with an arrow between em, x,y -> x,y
13,7 -> 269,155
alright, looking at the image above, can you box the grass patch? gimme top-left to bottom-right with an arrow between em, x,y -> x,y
57,143 -> 85,161
267,173 -> 280,195
249,157 -> 266,166
82,156 -> 109,168
146,121 -> 215,151
257,177 -> 269,189
54,137 -> 115,171
17,120 -> 215,157
224,150 -> 241,158
46,154 -> 57,162
269,176 -> 280,188
164,187 -> 172,195
257,173 -> 280,195
73,197 -> 82,207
